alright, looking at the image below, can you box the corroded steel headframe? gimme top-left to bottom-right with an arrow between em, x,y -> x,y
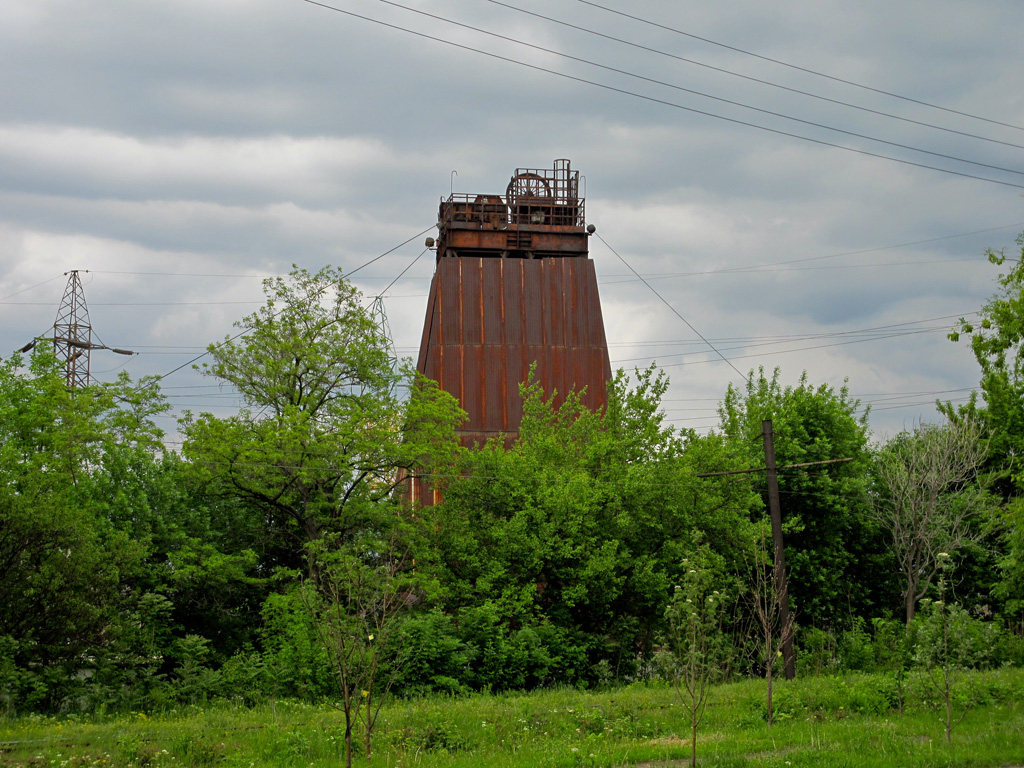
434,159 -> 588,260
416,160 -> 612,468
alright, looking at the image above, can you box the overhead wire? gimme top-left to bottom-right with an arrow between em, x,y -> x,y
358,0 -> 1024,179
609,312 -> 973,365
0,275 -> 65,303
484,0 -> 1024,151
646,327 -> 947,370
376,247 -> 428,298
577,0 -> 1024,133
594,232 -> 746,381
139,227 -> 433,389
298,0 -> 1024,190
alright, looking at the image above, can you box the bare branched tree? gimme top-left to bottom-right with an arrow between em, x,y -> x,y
746,526 -> 795,727
872,419 -> 992,623
302,543 -> 412,768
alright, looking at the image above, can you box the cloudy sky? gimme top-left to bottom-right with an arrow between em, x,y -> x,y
2,0 -> 1023,444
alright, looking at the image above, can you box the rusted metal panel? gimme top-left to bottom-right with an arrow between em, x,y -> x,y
503,259 -> 524,346
483,343 -> 506,432
482,260 -> 504,346
462,341 -> 484,434
418,254 -> 611,444
522,260 -> 544,347
462,259 -> 483,346
416,272 -> 440,373
439,259 -> 461,346
505,339 -> 525,429
571,260 -> 586,346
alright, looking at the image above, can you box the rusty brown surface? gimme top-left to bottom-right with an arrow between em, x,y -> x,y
417,256 -> 612,448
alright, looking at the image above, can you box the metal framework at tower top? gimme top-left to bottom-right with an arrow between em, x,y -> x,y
53,270 -> 93,388
434,158 -> 590,261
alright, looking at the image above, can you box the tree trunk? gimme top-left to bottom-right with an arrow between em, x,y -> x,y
904,586 -> 916,624
691,710 -> 698,768
344,706 -> 353,768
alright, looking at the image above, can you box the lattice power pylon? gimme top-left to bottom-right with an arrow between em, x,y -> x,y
370,294 -> 398,394
53,270 -> 93,388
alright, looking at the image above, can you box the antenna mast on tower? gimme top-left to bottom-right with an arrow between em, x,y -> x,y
53,270 -> 93,389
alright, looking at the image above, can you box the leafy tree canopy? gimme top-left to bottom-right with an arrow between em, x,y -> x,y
950,232 -> 1024,470
181,265 -> 465,571
429,366 -> 759,684
717,367 -> 890,629
0,349 -> 169,704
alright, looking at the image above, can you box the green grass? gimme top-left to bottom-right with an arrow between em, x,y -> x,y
3,669 -> 1024,767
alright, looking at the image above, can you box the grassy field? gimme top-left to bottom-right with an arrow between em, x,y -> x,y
3,669 -> 1023,767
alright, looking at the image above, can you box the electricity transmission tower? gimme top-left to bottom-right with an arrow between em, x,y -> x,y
370,295 -> 398,393
53,270 -> 94,388
13,270 -> 136,388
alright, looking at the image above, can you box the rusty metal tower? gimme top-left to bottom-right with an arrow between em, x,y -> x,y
416,159 -> 612,457
53,270 -> 93,388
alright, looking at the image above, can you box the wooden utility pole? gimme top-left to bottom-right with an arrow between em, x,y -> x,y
762,419 -> 796,680
695,432 -> 852,680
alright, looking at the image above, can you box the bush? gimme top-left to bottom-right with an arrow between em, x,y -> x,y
455,604 -> 556,691
259,589 -> 334,700
797,627 -> 836,675
845,675 -> 897,714
389,609 -> 474,697
836,618 -> 874,672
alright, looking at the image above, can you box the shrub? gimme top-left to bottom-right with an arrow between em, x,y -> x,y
797,627 -> 836,675
260,588 -> 333,700
389,609 -> 473,697
836,618 -> 874,672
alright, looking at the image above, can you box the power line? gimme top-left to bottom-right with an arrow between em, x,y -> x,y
610,312 -> 973,364
298,0 -> 1024,190
362,0 -> 1024,179
91,271 -> 277,278
347,226 -> 434,277
485,0 -> 1024,151
1,300 -> 264,307
577,0 -> 1024,133
648,327 -> 949,370
598,257 -> 984,286
377,247 -> 428,298
142,229 -> 433,388
595,232 -> 746,381
0,275 -> 65,303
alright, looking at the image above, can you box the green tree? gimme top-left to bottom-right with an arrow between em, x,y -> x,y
660,545 -> 730,768
304,536 -> 416,767
915,553 -> 983,743
950,232 -> 1024,464
0,349 -> 167,710
950,232 -> 1024,618
430,366 -> 759,686
181,265 -> 465,575
745,523 -> 795,726
717,367 -> 887,630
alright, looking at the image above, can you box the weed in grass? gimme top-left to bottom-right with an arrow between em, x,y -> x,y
3,672 -> 1024,768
